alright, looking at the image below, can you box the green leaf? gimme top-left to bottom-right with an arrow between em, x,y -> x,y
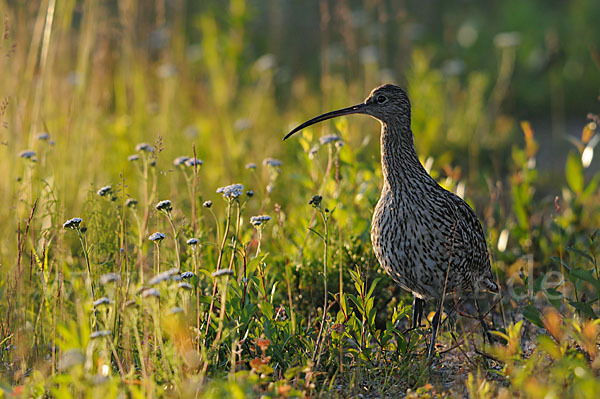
569,268 -> 600,288
582,173 -> 600,200
523,303 -> 543,328
569,300 -> 597,318
566,151 -> 584,193
566,246 -> 595,265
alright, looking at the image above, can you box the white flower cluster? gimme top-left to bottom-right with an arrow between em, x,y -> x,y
63,217 -> 83,229
216,184 -> 244,199
250,215 -> 272,227
263,158 -> 282,167
319,134 -> 341,145
149,232 -> 166,242
155,200 -> 172,212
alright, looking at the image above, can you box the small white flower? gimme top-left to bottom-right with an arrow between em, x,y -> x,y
93,297 -> 112,307
149,232 -> 166,242
183,125 -> 199,139
234,118 -> 252,131
173,156 -> 189,166
494,32 -> 521,48
128,154 -> 140,162
90,330 -> 112,339
245,162 -> 257,170
166,267 -> 180,276
177,282 -> 193,290
149,271 -> 172,285
212,269 -> 234,278
157,63 -> 177,78
97,186 -> 112,197
37,132 -> 50,141
335,140 -> 345,149
141,288 -> 160,299
99,273 -> 120,285
187,238 -> 200,246
155,200 -> 172,212
203,200 -> 213,208
19,150 -> 36,159
181,271 -> 195,279
59,349 -> 85,371
125,198 -> 138,208
263,158 -> 282,167
250,215 -> 272,227
185,158 -> 203,167
319,134 -> 341,145
308,145 -> 319,159
216,184 -> 244,199
135,143 -> 154,153
63,217 -> 83,229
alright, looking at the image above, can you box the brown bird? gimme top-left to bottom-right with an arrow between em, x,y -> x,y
284,84 -> 498,358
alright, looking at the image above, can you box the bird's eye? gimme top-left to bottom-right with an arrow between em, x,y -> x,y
376,95 -> 387,104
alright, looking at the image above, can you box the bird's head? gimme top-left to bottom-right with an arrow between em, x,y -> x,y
283,84 -> 411,140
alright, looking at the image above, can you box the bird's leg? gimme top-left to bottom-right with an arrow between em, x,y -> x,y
427,299 -> 443,360
475,299 -> 495,344
412,297 -> 425,329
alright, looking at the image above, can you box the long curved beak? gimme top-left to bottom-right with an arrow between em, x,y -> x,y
283,103 -> 366,140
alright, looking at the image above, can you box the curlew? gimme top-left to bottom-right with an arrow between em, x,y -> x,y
284,84 -> 498,358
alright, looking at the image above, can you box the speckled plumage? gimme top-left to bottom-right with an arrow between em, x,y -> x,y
367,85 -> 497,300
285,84 -> 498,357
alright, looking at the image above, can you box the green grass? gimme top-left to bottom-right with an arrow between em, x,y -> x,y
1,1 -> 600,398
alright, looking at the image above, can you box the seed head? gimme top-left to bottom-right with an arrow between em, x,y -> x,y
149,232 -> 166,242
177,282 -> 193,290
216,184 -> 244,200
308,195 -> 322,208
99,273 -> 120,285
246,190 -> 254,197
125,198 -> 138,208
63,217 -> 83,229
203,200 -> 213,208
186,237 -> 199,246
135,143 -> 154,153
181,271 -> 196,279
250,215 -> 272,227
127,154 -> 140,162
319,134 -> 341,145
155,200 -> 172,212
263,158 -> 282,167
97,186 -> 112,197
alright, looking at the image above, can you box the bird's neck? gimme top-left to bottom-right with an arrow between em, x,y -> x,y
380,121 -> 429,190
